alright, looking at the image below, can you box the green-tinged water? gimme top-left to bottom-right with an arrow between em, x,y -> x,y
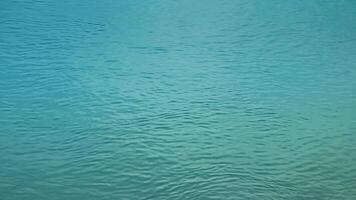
1,0 -> 356,199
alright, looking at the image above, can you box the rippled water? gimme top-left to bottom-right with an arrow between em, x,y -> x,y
1,0 -> 356,199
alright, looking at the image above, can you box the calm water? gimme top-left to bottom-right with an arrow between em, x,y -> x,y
1,0 -> 356,199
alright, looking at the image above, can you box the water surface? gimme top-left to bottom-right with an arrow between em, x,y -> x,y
1,0 -> 356,199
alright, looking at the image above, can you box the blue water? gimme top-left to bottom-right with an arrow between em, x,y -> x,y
1,0 -> 356,199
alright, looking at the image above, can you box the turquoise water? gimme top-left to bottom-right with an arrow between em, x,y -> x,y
1,0 -> 356,199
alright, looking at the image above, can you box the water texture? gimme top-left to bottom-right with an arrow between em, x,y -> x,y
1,0 -> 356,199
